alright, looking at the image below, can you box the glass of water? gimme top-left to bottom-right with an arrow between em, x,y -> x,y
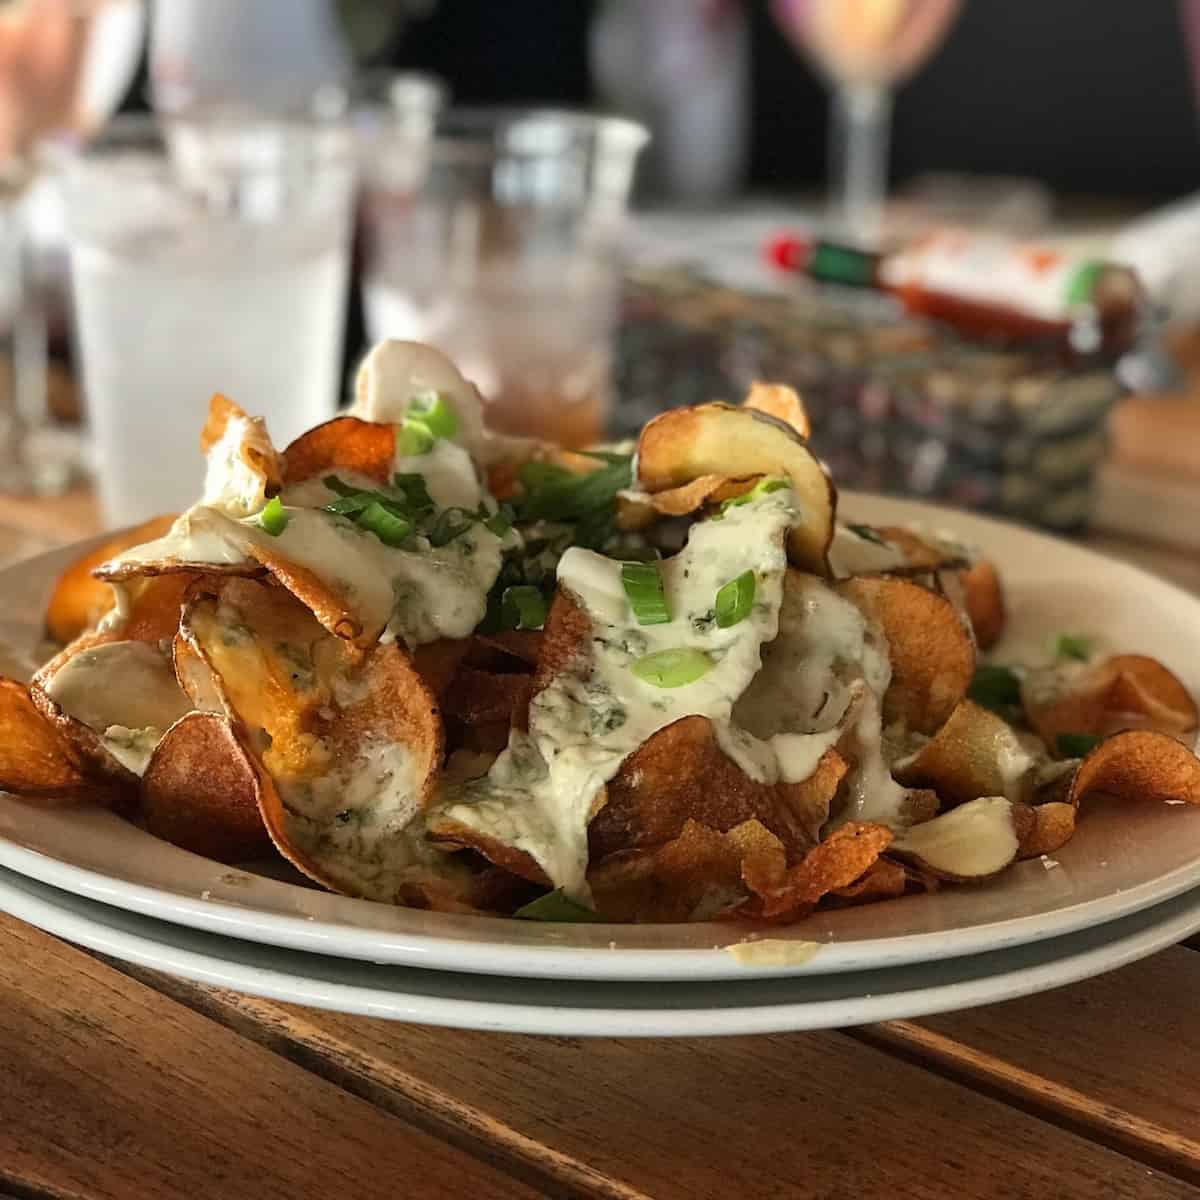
62,111 -> 354,526
358,108 -> 647,447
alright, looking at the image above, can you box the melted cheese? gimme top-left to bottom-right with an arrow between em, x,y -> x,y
201,414 -> 274,517
436,488 -> 798,900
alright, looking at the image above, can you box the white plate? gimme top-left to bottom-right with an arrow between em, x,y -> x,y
1,494 -> 1199,982
2,863 -> 1198,1036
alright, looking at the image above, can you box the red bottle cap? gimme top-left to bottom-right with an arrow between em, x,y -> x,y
764,232 -> 812,273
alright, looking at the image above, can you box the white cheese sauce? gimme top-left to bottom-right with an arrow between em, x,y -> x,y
436,489 -> 799,900
43,640 -> 193,777
201,414 -> 276,518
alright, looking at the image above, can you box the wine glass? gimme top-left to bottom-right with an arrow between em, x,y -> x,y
0,0 -> 145,493
772,0 -> 961,246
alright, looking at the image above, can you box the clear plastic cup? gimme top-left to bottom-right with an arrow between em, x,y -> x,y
62,112 -> 354,526
358,107 -> 648,446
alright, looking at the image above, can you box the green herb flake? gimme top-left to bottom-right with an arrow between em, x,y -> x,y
514,889 -> 600,923
967,664 -> 1022,717
846,523 -> 887,546
1053,633 -> 1094,662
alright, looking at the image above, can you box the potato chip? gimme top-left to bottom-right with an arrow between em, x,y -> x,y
588,715 -> 845,864
443,666 -> 534,730
589,818 -> 782,923
471,630 -> 543,669
410,638 -> 472,699
961,558 -> 1005,649
0,678 -> 118,803
1013,800 -> 1076,859
1024,654 -> 1199,746
616,474 -> 758,531
894,699 -> 1037,805
199,393 -> 285,518
889,795 -> 1020,881
828,856 -> 909,905
741,821 -> 894,920
634,403 -> 836,574
743,382 -> 812,437
44,515 -> 176,644
1068,729 -> 1200,808
838,575 -> 976,734
141,712 -> 274,862
180,578 -> 452,903
281,415 -> 396,486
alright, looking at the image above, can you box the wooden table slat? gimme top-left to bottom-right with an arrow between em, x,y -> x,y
0,917 -> 539,1200
856,947 -> 1200,1184
120,964 -> 1200,1200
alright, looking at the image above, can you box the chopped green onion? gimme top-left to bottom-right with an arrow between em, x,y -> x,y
323,474 -> 357,496
396,420 -> 435,457
846,523 -> 887,546
621,561 -> 670,626
390,473 -> 434,512
714,570 -> 756,628
967,664 -> 1023,718
573,449 -> 632,465
356,501 -> 412,547
259,496 -> 288,536
483,506 -> 513,538
1056,732 -> 1102,758
407,390 -> 458,439
514,889 -> 599,922
716,476 -> 790,517
1053,633 -> 1093,662
631,647 -> 713,688
502,585 -> 547,631
427,507 -> 478,547
324,494 -> 372,516
514,457 -> 632,523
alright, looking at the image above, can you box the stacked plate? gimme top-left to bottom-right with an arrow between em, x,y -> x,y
2,495 -> 1198,1037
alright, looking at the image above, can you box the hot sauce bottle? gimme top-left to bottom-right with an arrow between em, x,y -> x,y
765,229 -> 1144,359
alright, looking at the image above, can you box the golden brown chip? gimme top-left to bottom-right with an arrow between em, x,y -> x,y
615,475 -> 758,531
410,638 -> 472,699
588,715 -> 845,864
871,526 -> 967,572
443,667 -> 533,730
743,382 -> 812,437
427,817 -> 551,887
828,856 -> 909,905
961,558 -> 1005,649
200,393 -> 285,496
634,402 -> 837,574
0,678 -> 117,803
1013,801 -> 1076,859
470,630 -> 543,669
141,712 -> 274,862
889,796 -> 1020,882
281,415 -> 396,485
1068,729 -> 1200,808
741,822 -> 895,920
1024,655 -> 1199,747
44,515 -> 177,644
838,575 -> 976,734
589,818 -> 783,923
894,699 -> 1036,806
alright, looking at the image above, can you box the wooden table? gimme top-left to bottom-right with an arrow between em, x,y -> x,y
2,490 -> 1199,1200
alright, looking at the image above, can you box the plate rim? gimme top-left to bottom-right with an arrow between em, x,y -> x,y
2,492 -> 1199,983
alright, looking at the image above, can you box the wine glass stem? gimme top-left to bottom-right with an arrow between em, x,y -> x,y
829,81 -> 892,246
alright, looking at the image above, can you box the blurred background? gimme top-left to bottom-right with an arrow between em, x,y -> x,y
1,0 -> 1199,571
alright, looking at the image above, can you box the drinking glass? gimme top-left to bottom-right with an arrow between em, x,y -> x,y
772,0 -> 961,245
62,112 -> 355,526
0,0 -> 145,494
358,108 -> 648,446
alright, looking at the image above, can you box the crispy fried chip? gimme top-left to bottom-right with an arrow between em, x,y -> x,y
282,415 -> 396,485
410,638 -> 472,699
961,558 -> 1005,649
890,796 -> 1020,881
141,712 -> 273,862
838,575 -> 976,734
634,402 -> 836,574
589,818 -> 783,923
0,678 -> 116,803
1013,801 -> 1076,859
616,474 -> 758,531
588,715 -> 845,864
471,630 -> 543,669
742,822 -> 894,920
1068,729 -> 1200,808
200,393 -> 284,503
743,382 -> 812,437
1024,654 -> 1199,746
443,667 -> 533,729
828,856 -> 909,905
180,578 -> 453,903
894,699 -> 1037,805
44,515 -> 176,643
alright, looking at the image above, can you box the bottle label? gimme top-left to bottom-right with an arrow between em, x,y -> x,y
879,232 -> 1100,320
809,241 -> 877,288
